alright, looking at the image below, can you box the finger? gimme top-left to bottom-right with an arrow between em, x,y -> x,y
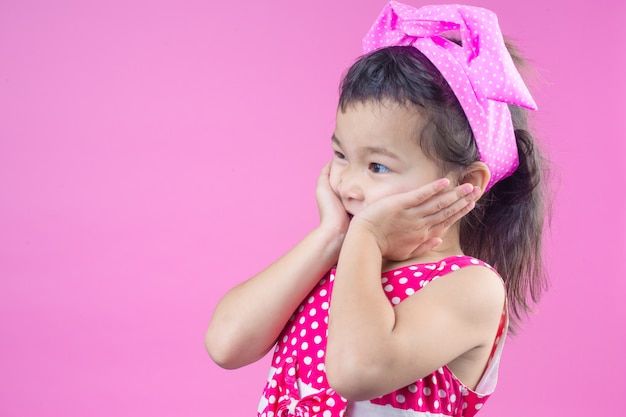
316,161 -> 334,193
318,161 -> 332,181
398,182 -> 474,216
410,184 -> 477,230
427,193 -> 477,235
395,178 -> 453,208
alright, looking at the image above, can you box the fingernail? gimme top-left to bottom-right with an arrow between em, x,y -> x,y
472,187 -> 481,197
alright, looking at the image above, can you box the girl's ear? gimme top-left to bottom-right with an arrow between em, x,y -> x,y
459,162 -> 491,199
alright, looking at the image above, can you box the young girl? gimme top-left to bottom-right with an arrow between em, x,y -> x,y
206,2 -> 548,416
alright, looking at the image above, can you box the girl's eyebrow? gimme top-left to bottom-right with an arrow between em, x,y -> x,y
332,134 -> 400,160
365,145 -> 400,160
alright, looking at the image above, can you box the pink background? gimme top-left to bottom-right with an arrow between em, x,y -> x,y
1,0 -> 624,416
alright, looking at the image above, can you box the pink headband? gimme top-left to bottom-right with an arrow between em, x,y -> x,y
363,1 -> 537,189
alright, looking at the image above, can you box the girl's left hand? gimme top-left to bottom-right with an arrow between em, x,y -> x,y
349,179 -> 478,261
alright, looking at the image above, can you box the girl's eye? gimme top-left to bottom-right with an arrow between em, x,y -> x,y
334,151 -> 346,160
369,163 -> 390,173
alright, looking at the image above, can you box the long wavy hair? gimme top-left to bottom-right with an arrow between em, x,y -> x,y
338,45 -> 550,330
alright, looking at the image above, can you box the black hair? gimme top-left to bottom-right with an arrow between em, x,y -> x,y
338,45 -> 549,329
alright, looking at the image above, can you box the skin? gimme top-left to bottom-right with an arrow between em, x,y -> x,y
205,99 -> 502,403
324,101 -> 505,401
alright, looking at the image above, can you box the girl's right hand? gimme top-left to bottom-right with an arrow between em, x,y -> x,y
206,163 -> 352,369
315,161 -> 350,238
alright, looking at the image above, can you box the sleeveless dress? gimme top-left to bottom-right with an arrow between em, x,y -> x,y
257,255 -> 508,417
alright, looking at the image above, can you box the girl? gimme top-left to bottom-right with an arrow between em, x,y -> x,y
206,2 -> 548,416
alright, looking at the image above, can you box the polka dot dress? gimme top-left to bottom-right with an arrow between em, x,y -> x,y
257,256 -> 508,417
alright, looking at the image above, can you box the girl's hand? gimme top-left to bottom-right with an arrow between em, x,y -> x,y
350,179 -> 478,261
207,163 -> 351,369
315,162 -> 350,237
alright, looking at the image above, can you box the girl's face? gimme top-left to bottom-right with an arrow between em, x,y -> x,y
330,100 -> 443,217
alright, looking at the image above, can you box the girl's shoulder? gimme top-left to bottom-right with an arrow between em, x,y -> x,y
382,255 -> 500,281
380,255 -> 505,321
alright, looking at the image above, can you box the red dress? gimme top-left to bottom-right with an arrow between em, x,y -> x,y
258,256 -> 508,417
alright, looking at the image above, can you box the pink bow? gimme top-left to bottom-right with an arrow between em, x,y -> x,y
363,2 -> 537,189
261,357 -> 346,417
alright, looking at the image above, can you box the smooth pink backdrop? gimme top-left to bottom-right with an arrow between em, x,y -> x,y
1,0 -> 624,416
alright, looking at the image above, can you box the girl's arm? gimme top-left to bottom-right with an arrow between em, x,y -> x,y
205,163 -> 348,369
325,189 -> 505,401
206,164 -> 478,370
206,225 -> 344,369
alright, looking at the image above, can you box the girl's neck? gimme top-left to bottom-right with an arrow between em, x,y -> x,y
381,229 -> 463,272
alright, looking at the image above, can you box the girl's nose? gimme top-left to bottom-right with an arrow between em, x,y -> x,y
338,172 -> 364,202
